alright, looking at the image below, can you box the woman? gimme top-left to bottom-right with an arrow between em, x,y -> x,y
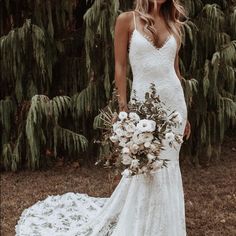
15,0 -> 191,235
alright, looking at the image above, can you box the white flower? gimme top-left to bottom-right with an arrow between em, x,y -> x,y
165,132 -> 175,142
137,119 -> 156,132
132,133 -> 144,145
109,135 -> 119,143
172,111 -> 183,124
150,144 -> 157,151
112,121 -> 122,130
122,147 -> 130,154
114,128 -> 125,137
126,132 -> 133,138
118,111 -> 128,120
119,137 -> 128,147
149,120 -> 156,130
130,159 -> 140,169
122,154 -> 133,165
124,122 -> 136,133
147,153 -> 156,161
139,133 -> 154,143
141,166 -> 148,173
130,143 -> 139,154
125,140 -> 134,147
121,169 -> 132,177
129,112 -> 140,122
151,159 -> 164,170
119,142 -> 127,147
144,141 -> 151,148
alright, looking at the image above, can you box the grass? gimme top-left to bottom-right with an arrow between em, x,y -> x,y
0,135 -> 235,236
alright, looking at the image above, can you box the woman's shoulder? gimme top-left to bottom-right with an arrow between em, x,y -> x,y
115,10 -> 135,31
116,10 -> 134,23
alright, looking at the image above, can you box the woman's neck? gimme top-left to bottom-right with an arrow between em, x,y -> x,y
149,1 -> 162,18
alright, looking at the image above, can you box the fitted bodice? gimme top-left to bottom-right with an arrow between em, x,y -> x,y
128,27 -> 188,122
128,29 -> 178,80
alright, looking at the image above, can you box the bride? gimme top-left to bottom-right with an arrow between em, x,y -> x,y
16,0 -> 191,235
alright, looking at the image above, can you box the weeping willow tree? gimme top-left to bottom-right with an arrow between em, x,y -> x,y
0,0 -> 235,171
0,0 -> 92,170
180,0 -> 236,164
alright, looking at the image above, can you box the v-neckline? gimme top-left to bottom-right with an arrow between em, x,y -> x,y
132,29 -> 173,51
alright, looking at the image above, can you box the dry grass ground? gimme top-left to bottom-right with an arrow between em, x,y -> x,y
1,135 -> 235,236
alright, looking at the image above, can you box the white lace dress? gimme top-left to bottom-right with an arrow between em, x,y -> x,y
15,12 -> 188,236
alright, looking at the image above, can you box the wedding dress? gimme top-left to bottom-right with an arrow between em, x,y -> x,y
15,11 -> 187,236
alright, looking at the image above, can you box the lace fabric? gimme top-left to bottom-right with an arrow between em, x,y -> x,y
15,11 -> 188,236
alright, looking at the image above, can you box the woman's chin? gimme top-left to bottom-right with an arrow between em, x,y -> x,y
149,0 -> 167,3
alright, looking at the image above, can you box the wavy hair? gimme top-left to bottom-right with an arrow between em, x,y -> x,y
134,0 -> 188,50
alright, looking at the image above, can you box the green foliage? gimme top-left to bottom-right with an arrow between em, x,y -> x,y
25,95 -> 88,170
0,94 -> 88,171
0,19 -> 52,102
181,1 -> 236,164
72,81 -> 103,118
84,0 -> 120,99
0,0 -> 91,170
0,98 -> 15,145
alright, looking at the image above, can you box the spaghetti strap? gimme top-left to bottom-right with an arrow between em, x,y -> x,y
133,11 -> 136,30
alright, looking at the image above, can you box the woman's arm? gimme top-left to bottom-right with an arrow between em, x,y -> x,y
174,50 -> 184,81
114,12 -> 132,112
174,47 -> 191,139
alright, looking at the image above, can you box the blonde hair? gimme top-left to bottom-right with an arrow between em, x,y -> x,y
134,0 -> 188,50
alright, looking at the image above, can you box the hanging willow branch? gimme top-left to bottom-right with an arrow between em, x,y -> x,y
24,95 -> 88,170
83,0 -> 120,99
181,1 -> 236,164
0,19 -> 52,102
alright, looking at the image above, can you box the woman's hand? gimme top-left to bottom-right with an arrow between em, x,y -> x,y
184,120 -> 191,140
118,102 -> 129,113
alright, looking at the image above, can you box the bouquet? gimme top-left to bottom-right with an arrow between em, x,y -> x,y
95,83 -> 183,177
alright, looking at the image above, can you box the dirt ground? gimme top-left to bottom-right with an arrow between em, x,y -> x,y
1,135 -> 236,236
